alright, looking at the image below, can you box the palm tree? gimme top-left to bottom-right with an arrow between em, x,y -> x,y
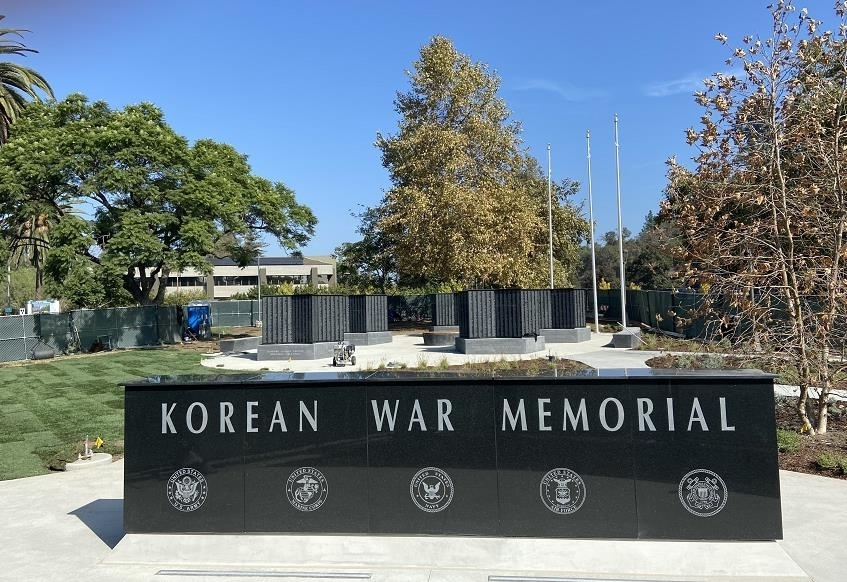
0,15 -> 53,143
10,212 -> 50,298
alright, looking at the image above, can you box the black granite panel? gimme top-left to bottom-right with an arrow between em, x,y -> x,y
631,379 -> 782,539
430,293 -> 457,327
365,381 -> 498,535
124,386 -> 246,533
457,290 -> 496,339
494,381 -> 637,538
243,385 -> 369,533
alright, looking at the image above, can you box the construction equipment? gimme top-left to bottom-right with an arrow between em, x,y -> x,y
332,340 -> 356,367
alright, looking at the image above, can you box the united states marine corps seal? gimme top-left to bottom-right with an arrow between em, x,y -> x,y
286,467 -> 328,512
678,468 -> 728,517
167,467 -> 208,512
410,467 -> 454,513
540,468 -> 586,515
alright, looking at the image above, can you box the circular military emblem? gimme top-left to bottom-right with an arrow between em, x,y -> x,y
678,469 -> 728,517
167,467 -> 208,512
410,467 -> 454,513
540,468 -> 586,515
286,467 -> 328,512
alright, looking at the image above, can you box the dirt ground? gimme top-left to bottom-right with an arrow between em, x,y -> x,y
774,397 -> 847,479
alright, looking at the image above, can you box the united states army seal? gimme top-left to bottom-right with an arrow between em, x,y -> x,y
678,468 -> 728,517
540,468 -> 586,515
410,467 -> 454,513
167,467 -> 208,512
286,467 -> 328,512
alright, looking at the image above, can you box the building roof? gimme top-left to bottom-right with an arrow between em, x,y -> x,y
209,256 -> 334,267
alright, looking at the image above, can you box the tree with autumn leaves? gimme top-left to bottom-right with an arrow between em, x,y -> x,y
661,1 -> 847,434
369,36 -> 588,289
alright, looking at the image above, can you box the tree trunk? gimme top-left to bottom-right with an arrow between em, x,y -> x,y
815,384 -> 830,435
797,383 -> 815,435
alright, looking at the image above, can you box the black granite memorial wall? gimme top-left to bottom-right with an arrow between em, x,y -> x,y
124,369 -> 781,540
429,293 -> 457,328
456,289 -> 587,340
348,295 -> 388,333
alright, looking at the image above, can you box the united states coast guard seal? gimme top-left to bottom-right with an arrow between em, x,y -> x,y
167,467 -> 208,512
286,467 -> 328,512
410,467 -> 454,512
540,468 -> 586,514
678,468 -> 728,517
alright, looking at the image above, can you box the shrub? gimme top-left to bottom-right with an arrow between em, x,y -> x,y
776,429 -> 800,453
816,452 -> 847,474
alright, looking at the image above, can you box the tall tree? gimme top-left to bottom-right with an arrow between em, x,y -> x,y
0,15 -> 53,143
375,36 -> 587,288
333,205 -> 397,293
661,1 -> 847,434
0,94 -> 317,305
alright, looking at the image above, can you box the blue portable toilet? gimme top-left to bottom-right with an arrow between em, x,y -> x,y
185,302 -> 211,340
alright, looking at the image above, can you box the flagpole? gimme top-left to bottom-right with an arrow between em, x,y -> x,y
586,130 -> 600,334
614,114 -> 627,328
547,143 -> 554,289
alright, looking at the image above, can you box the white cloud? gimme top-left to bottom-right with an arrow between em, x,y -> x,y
643,74 -> 704,97
511,78 -> 609,102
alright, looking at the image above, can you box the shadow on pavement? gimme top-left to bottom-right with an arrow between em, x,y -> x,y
69,498 -> 125,549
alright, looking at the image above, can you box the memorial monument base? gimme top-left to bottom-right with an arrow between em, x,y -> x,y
343,331 -> 392,346
257,342 -> 336,360
612,327 -> 643,348
422,330 -> 459,346
455,336 -> 545,355
219,336 -> 261,353
539,327 -> 591,343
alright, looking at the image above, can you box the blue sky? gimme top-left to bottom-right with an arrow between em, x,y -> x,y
4,1 -> 804,257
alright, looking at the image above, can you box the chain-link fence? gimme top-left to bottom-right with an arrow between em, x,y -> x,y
0,314 -> 39,363
0,305 -> 184,363
210,300 -> 258,327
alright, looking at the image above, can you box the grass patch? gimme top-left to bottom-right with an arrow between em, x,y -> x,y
776,429 -> 801,453
816,452 -> 847,474
0,348 -> 234,481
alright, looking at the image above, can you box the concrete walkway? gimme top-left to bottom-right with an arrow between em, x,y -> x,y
199,330 -> 659,373
2,331 -> 843,581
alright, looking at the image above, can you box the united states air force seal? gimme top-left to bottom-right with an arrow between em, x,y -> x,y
540,468 -> 586,515
167,467 -> 208,512
286,467 -> 328,512
678,468 -> 728,517
410,467 -> 454,512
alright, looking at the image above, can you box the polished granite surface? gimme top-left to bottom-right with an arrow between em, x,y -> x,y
124,372 -> 781,539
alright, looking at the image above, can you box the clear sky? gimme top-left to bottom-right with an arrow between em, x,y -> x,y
2,1 -> 813,257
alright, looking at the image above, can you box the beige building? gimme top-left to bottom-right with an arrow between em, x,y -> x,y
164,256 -> 337,299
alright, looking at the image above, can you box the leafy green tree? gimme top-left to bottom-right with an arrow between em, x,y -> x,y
0,15 -> 53,143
375,36 -> 587,288
333,205 -> 397,293
0,94 -> 317,305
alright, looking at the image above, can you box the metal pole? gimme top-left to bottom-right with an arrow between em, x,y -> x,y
547,143 -> 554,289
257,255 -> 262,326
586,130 -> 600,333
614,114 -> 627,328
6,261 -> 10,307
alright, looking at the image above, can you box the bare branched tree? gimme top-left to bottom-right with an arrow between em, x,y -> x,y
661,1 -> 847,434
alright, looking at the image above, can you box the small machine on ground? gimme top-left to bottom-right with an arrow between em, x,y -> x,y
332,340 -> 356,367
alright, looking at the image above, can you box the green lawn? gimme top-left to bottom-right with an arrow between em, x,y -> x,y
0,348 -> 227,481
